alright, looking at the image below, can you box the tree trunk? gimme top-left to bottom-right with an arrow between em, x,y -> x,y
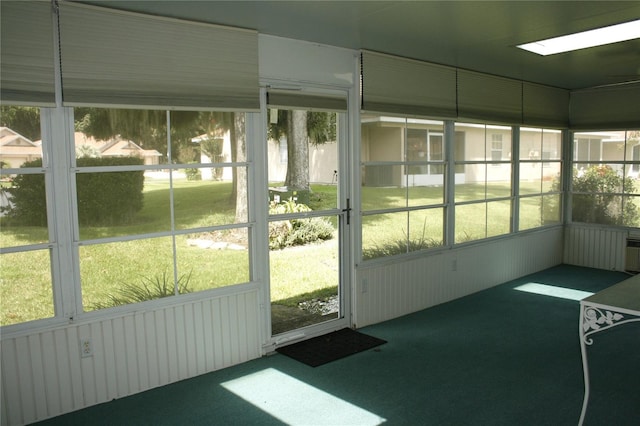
226,113 -> 238,201
284,110 -> 309,192
233,113 -> 248,223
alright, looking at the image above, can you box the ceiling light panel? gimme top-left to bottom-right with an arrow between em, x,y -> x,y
518,19 -> 640,56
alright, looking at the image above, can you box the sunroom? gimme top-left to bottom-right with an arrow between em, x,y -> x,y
1,1 -> 639,425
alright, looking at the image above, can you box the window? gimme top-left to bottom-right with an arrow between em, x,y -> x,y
574,137 -> 601,162
572,130 -> 640,226
279,138 -> 288,164
0,107 -> 55,326
454,123 -> 512,243
518,127 -> 562,230
75,108 -> 251,312
632,145 -> 640,174
0,106 -> 253,326
361,115 -> 445,260
405,129 -> 443,175
491,134 -> 503,161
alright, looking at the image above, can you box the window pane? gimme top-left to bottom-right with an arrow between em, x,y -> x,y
542,130 -> 562,161
574,164 -> 625,193
454,123 -> 485,162
0,173 -> 49,246
406,128 -> 427,163
267,109 -> 338,209
520,128 -> 542,160
407,181 -> 444,208
489,133 -> 504,161
520,194 -> 561,231
176,112 -> 237,167
362,212 -> 407,259
487,200 -> 511,237
77,170 -> 153,240
542,194 -> 561,225
455,203 -> 486,243
408,208 -> 444,251
455,165 -> 486,202
542,162 -> 561,191
454,131 -> 466,170
520,128 -> 562,161
0,107 -> 43,167
486,165 -> 511,198
81,237 -> 174,311
573,132 -> 622,162
1,250 -> 53,325
519,163 -> 542,195
175,168 -> 245,228
361,165 -> 406,211
572,192 -> 637,226
178,229 -> 249,292
519,196 -> 543,230
624,196 -> 640,227
362,164 -> 404,191
624,166 -> 640,195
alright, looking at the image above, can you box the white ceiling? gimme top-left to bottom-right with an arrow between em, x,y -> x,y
85,1 -> 640,90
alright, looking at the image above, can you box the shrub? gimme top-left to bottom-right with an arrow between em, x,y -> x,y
185,164 -> 202,181
76,157 -> 145,225
544,165 -> 639,226
1,157 -> 144,226
0,160 -> 47,225
91,270 -> 192,310
268,198 -> 334,249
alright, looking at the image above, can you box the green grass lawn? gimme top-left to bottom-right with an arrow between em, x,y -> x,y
1,179 -> 553,326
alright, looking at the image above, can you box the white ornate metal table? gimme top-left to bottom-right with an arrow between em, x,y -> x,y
578,273 -> 640,426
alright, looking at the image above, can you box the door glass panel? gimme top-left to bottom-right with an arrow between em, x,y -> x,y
270,216 -> 339,335
267,102 -> 343,336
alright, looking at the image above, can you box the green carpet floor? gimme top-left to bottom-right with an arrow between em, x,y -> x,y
35,264 -> 639,425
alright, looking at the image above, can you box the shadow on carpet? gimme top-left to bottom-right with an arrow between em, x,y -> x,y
276,328 -> 387,367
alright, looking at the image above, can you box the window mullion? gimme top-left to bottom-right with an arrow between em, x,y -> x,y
444,120 -> 455,246
44,107 -> 80,320
512,126 -> 520,232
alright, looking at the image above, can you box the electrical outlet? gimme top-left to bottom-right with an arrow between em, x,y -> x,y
80,338 -> 93,358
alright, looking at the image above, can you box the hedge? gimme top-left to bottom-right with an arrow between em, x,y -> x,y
2,157 -> 144,226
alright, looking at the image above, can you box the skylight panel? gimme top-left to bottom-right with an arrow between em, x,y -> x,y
518,19 -> 640,56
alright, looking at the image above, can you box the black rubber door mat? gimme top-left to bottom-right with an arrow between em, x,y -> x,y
276,328 -> 387,367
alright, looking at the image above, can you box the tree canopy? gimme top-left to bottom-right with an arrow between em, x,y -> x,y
0,106 -> 41,140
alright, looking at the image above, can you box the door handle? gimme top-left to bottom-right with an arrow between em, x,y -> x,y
342,198 -> 352,225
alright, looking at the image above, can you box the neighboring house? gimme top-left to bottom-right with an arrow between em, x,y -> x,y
574,130 -> 639,177
0,128 -> 161,167
267,136 -> 338,184
360,117 -> 564,187
73,132 -> 162,165
0,127 -> 42,169
192,131 -> 233,181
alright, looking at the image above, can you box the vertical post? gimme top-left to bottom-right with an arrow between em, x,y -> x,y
578,302 -> 590,426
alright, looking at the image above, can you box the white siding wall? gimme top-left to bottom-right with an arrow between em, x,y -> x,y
354,228 -> 563,327
564,225 -> 629,271
1,290 -> 261,426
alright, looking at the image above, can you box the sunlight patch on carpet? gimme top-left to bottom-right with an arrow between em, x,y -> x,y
221,368 -> 386,425
514,282 -> 594,301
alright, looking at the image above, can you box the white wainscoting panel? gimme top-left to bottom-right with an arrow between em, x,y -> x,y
355,228 -> 564,327
1,289 -> 261,426
563,225 -> 628,271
